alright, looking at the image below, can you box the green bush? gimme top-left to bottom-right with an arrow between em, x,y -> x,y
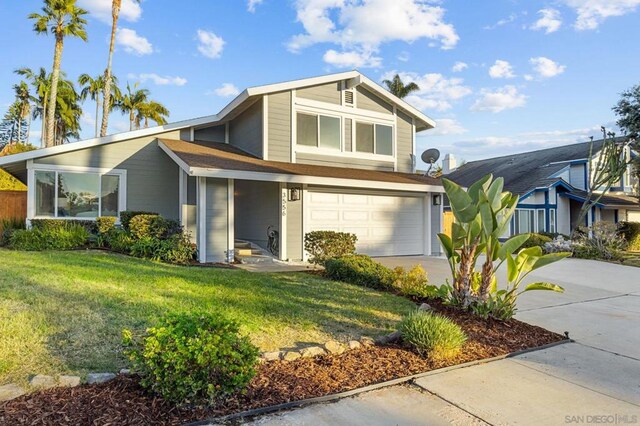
399,310 -> 467,360
122,312 -> 259,405
0,218 -> 26,246
130,234 -> 196,264
104,228 -> 135,253
574,222 -> 627,261
30,218 -> 97,234
390,265 -> 436,299
519,233 -> 552,249
96,217 -> 117,235
304,231 -> 357,265
618,221 -> 640,251
129,215 -> 182,240
119,211 -> 157,231
9,224 -> 89,251
324,254 -> 393,290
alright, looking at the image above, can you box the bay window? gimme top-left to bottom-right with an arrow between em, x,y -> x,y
33,168 -> 125,219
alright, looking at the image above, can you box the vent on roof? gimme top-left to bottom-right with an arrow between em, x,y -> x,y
344,90 -> 354,106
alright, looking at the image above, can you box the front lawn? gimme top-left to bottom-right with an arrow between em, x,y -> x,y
0,249 -> 414,385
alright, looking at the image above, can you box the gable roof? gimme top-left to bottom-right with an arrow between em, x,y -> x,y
561,189 -> 640,209
0,71 -> 435,173
446,139 -> 608,196
159,139 -> 442,192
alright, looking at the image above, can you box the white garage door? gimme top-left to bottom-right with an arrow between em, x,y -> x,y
306,190 -> 425,257
628,210 -> 640,222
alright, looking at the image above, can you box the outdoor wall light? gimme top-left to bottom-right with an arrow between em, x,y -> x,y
289,187 -> 301,201
433,194 -> 442,206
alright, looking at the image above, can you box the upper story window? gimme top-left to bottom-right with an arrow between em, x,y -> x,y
355,122 -> 393,155
34,169 -> 124,219
296,112 -> 341,150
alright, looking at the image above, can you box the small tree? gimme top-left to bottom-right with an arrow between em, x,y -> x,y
613,83 -> 640,195
382,74 -> 420,99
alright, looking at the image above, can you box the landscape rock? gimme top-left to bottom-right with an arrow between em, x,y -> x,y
347,340 -> 362,350
360,336 -> 375,346
87,373 -> 116,384
300,346 -> 326,358
58,375 -> 81,387
419,303 -> 432,311
0,384 -> 25,401
375,330 -> 402,345
261,351 -> 282,362
119,369 -> 131,375
282,351 -> 301,361
30,374 -> 56,389
324,340 -> 345,355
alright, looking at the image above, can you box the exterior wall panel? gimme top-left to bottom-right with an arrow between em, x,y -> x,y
235,180 -> 279,249
396,110 -> 414,173
267,92 -> 292,162
295,152 -> 394,171
286,184 -> 304,260
356,86 -> 394,114
195,124 -> 226,143
229,100 -> 263,157
205,177 -> 229,262
297,82 -> 341,105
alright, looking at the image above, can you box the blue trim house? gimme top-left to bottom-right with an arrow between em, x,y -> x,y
444,140 -> 640,236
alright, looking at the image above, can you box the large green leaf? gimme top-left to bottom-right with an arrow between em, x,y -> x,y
531,252 -> 571,271
443,178 -> 478,223
498,234 -> 531,260
521,282 -> 565,293
486,177 -> 504,210
479,202 -> 495,236
467,174 -> 492,204
437,233 -> 454,258
506,254 -> 518,282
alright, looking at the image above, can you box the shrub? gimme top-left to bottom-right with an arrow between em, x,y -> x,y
30,218 -> 97,234
129,215 -> 182,240
618,221 -> 640,251
520,233 -> 552,249
96,217 -> 117,235
324,254 -> 393,290
399,310 -> 467,360
119,211 -> 157,231
543,236 -> 574,254
104,228 -> 135,253
122,312 -> 259,405
9,224 -> 89,251
574,222 -> 627,260
0,218 -> 26,246
130,234 -> 196,264
304,231 -> 357,265
390,265 -> 436,299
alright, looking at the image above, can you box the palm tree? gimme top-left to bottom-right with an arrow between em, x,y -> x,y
135,100 -> 170,129
382,74 -> 420,99
53,77 -> 82,144
101,0 -> 141,137
29,0 -> 88,147
16,67 -> 50,145
79,73 -> 121,137
13,82 -> 32,144
118,82 -> 150,131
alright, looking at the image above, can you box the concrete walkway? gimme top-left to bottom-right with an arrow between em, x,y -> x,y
242,257 -> 640,425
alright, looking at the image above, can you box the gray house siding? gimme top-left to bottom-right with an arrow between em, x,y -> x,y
267,92 -> 291,162
297,82 -> 341,105
344,118 -> 352,152
396,110 -> 414,173
34,131 -> 181,219
229,100 -> 263,157
235,180 -> 279,249
286,183 -> 303,260
295,152 -> 394,171
569,164 -> 587,190
195,124 -> 226,143
356,87 -> 393,114
204,177 -> 229,263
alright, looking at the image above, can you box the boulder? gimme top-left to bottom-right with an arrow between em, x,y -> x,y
324,340 -> 345,355
375,330 -> 402,345
261,351 -> 282,362
58,375 -> 81,387
282,351 -> 301,361
360,336 -> 375,346
300,346 -> 326,358
0,384 -> 25,401
418,303 -> 432,311
30,374 -> 56,389
87,373 -> 116,384
119,369 -> 131,375
347,340 -> 362,350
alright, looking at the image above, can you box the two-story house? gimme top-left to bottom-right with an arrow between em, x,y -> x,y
0,71 -> 446,263
443,140 -> 640,237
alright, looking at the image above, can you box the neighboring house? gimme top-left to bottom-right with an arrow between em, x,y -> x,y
443,140 -> 640,237
0,71 -> 446,263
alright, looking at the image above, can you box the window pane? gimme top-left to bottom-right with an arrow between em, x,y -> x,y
35,171 -> 55,217
356,122 -> 374,153
297,113 -> 318,147
101,175 -> 120,217
319,115 -> 340,150
57,172 -> 99,218
537,210 -> 545,232
375,125 -> 393,155
518,210 -> 532,233
550,209 -> 556,233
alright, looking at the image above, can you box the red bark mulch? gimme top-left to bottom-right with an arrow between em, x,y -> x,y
0,302 -> 566,426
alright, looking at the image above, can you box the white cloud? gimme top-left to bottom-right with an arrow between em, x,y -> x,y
197,30 -> 225,59
451,61 -> 468,72
563,0 -> 640,30
129,73 -> 188,86
288,0 -> 459,61
489,60 -> 515,79
397,51 -> 410,62
529,57 -> 566,78
430,118 -> 467,136
211,83 -> 241,97
483,13 -> 518,30
116,28 -> 153,55
530,8 -> 562,33
382,71 -> 472,112
323,49 -> 382,68
471,85 -> 527,113
78,0 -> 142,23
247,0 -> 264,12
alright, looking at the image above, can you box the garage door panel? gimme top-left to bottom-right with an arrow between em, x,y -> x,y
307,190 -> 425,257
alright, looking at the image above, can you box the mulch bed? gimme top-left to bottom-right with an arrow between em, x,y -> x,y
0,302 -> 565,426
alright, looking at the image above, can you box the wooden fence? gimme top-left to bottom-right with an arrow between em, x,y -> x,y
443,210 -> 454,237
0,190 -> 27,220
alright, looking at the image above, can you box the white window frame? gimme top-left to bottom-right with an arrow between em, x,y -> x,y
295,111 -> 343,151
354,120 -> 394,157
549,208 -> 556,234
27,163 -> 127,221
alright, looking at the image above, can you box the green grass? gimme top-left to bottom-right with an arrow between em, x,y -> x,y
620,251 -> 640,267
0,249 -> 414,385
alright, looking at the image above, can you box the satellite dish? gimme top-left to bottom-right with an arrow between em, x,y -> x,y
421,148 -> 441,177
421,148 -> 440,164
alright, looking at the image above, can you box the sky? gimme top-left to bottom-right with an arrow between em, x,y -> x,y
1,0 -> 639,167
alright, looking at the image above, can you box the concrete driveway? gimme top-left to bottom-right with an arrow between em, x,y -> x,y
241,257 -> 640,426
